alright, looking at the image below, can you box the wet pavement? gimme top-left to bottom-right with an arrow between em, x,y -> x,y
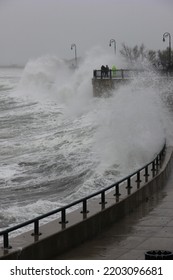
56,168 -> 173,260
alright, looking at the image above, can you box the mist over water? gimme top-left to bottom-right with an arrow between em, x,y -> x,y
0,48 -> 173,231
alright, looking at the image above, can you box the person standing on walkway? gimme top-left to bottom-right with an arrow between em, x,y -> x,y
101,65 -> 106,78
112,65 -> 116,77
105,65 -> 109,77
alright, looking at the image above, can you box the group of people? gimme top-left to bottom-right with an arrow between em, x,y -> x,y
101,65 -> 116,77
101,65 -> 109,77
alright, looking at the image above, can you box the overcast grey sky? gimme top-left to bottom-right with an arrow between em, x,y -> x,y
0,0 -> 172,65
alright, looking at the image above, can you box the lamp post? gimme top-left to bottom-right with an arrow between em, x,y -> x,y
163,32 -> 172,68
109,39 -> 116,55
71,43 -> 77,68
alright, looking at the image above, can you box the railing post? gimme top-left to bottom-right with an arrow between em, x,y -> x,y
158,154 -> 161,167
59,208 -> 68,224
100,191 -> 107,205
3,232 -> 11,249
151,161 -> 156,177
144,165 -> 150,182
81,199 -> 89,214
114,183 -> 121,202
136,171 -> 141,188
32,220 -> 41,236
126,177 -> 132,195
155,157 -> 159,172
155,155 -> 159,169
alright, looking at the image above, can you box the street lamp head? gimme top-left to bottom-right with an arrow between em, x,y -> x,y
109,39 -> 115,45
109,39 -> 116,55
162,32 -> 172,67
163,32 -> 171,41
71,43 -> 76,50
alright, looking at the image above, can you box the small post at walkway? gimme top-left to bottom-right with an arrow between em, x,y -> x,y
136,171 -> 142,188
4,233 -> 12,249
81,199 -> 89,215
59,209 -> 68,224
126,177 -> 132,195
144,165 -> 150,182
114,183 -> 121,202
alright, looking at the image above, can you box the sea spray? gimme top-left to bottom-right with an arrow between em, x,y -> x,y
15,50 -> 171,183
17,55 -> 71,101
93,80 -> 166,177
1,49 -> 173,230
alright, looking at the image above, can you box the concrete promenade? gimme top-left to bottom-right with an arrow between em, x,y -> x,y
56,162 -> 173,260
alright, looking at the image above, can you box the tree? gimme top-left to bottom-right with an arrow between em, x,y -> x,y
119,43 -> 173,70
158,47 -> 173,69
119,43 -> 147,66
146,50 -> 158,67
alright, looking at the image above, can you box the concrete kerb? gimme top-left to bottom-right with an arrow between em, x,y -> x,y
0,146 -> 173,260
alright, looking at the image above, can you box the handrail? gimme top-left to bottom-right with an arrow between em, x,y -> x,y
93,69 -> 173,79
93,69 -> 133,79
0,141 -> 166,249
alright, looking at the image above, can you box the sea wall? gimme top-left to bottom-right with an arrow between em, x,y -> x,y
92,76 -> 173,97
92,78 -> 130,97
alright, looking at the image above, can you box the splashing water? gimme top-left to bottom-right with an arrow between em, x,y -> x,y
0,48 -> 173,231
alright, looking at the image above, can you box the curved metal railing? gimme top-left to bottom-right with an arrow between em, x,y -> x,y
0,142 -> 166,249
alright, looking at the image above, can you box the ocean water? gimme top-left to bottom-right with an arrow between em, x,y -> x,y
0,50 -> 172,232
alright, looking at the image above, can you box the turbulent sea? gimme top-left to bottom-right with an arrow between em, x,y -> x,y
0,51 -> 173,233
